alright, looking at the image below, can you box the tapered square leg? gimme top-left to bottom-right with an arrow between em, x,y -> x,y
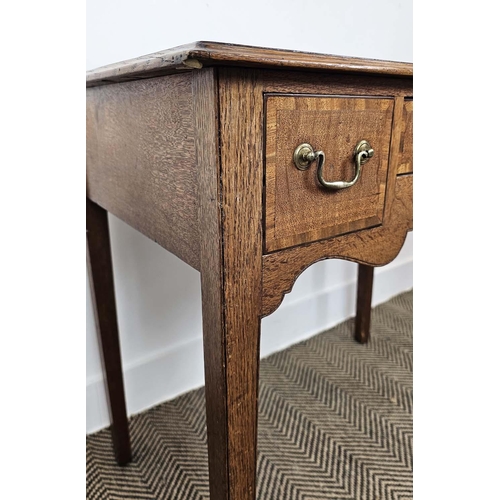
195,68 -> 263,500
201,277 -> 261,500
355,264 -> 374,344
87,198 -> 131,465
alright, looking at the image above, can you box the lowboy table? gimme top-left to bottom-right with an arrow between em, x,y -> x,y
86,42 -> 413,500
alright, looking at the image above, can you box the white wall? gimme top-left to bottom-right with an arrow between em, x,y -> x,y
86,0 -> 413,433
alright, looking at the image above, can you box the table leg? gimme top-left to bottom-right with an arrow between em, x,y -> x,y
86,198 -> 131,465
201,260 -> 261,500
196,67 -> 262,499
355,264 -> 374,344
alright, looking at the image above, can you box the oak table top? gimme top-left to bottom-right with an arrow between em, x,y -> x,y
87,40 -> 412,86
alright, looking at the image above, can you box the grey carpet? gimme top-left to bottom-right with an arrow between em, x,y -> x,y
87,290 -> 413,499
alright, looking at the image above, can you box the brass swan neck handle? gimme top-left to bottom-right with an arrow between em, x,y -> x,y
293,140 -> 374,191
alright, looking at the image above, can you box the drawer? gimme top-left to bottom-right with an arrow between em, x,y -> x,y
265,95 -> 395,252
397,98 -> 413,174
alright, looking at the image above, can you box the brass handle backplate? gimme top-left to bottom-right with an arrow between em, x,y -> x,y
293,140 -> 374,191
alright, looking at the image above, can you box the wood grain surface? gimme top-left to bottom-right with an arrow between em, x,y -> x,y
265,95 -> 394,252
194,68 -> 231,499
86,73 -> 200,270
87,41 -> 412,87
214,68 -> 265,500
397,99 -> 413,174
262,174 -> 413,317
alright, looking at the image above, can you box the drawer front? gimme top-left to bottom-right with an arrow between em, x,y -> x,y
397,98 -> 413,174
265,95 -> 395,252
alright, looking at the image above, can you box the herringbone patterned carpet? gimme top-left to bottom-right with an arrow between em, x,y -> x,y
87,290 -> 413,499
